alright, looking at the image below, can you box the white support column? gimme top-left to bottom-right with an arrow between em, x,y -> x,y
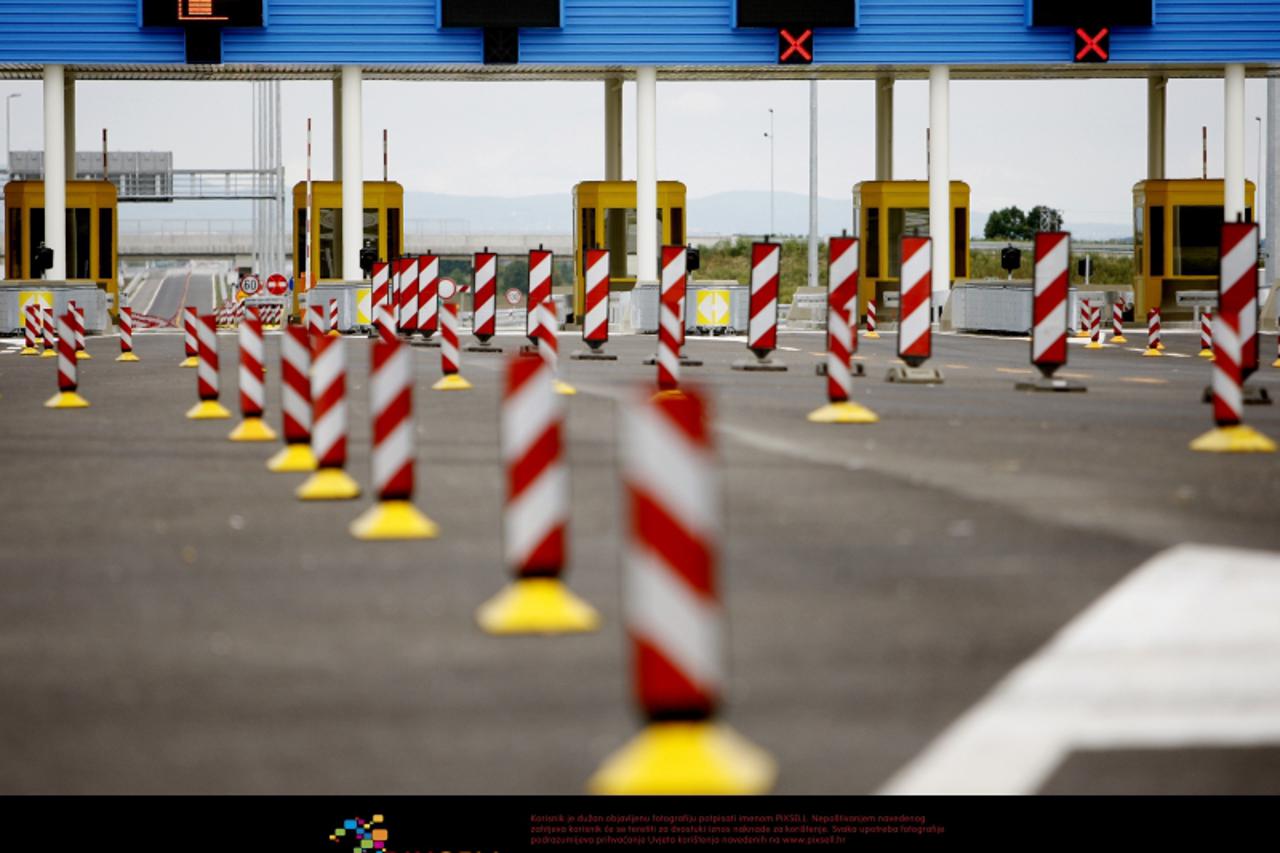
63,74 -> 75,178
808,79 -> 819,289
332,76 -> 343,182
1224,63 -> 1246,224
636,66 -> 658,286
928,65 -> 951,307
604,79 -> 623,181
1267,77 -> 1277,289
340,65 -> 363,281
43,65 -> 66,280
1147,76 -> 1166,180
875,76 -> 894,181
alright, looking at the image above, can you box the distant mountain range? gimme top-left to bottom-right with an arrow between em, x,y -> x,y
117,191 -> 1133,241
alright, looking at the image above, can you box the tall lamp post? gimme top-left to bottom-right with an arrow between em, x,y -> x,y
5,93 -> 20,175
763,108 -> 775,238
1257,115 -> 1264,230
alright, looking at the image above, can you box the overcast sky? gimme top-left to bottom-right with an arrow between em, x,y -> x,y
1,77 -> 1271,227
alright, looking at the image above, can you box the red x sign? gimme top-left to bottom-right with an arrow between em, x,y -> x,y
778,28 -> 813,65
1074,27 -> 1110,62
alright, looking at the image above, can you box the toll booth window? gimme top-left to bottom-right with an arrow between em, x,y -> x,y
953,208 -> 967,279
865,207 -> 879,277
1133,201 -> 1145,278
888,208 -> 929,279
6,207 -> 20,278
67,208 -> 91,280
580,207 -> 596,254
98,208 -> 113,282
319,208 -> 339,279
387,208 -> 401,260
1148,206 -> 1163,276
671,207 -> 684,246
1173,206 -> 1220,276
296,209 -> 308,274
605,208 -> 631,279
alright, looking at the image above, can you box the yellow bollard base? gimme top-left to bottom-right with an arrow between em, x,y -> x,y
1273,358 -> 1280,368
327,330 -> 341,338
588,721 -> 778,795
266,443 -> 318,473
432,373 -> 473,391
1157,342 -> 1167,350
40,349 -> 57,358
44,390 -> 90,409
180,356 -> 198,368
1111,336 -> 1128,344
863,331 -> 880,339
554,380 -> 578,396
806,401 -> 880,424
652,388 -> 687,403
228,417 -> 278,442
1142,348 -> 1163,357
476,577 -> 601,635
296,467 -> 361,501
75,351 -> 91,360
1084,342 -> 1105,349
116,352 -> 141,362
1189,424 -> 1277,453
350,500 -> 439,540
1198,349 -> 1215,359
20,346 -> 39,356
186,400 -> 232,420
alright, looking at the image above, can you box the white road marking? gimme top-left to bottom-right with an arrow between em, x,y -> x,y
879,543 -> 1280,794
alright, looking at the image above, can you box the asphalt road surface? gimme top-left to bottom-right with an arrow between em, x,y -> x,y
129,264 -> 218,325
1,327 -> 1277,794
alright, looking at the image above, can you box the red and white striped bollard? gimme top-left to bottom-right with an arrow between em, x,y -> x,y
398,255 -> 419,336
526,247 -> 553,348
1019,231 -> 1083,392
589,386 -> 776,794
417,253 -> 440,342
865,298 -> 879,339
296,333 -> 361,499
1085,299 -> 1104,349
476,354 -> 599,634
1199,309 -> 1215,358
69,300 -> 90,360
229,307 -> 276,441
1191,222 -> 1274,452
181,305 -> 199,367
41,304 -> 57,358
327,298 -> 340,337
266,324 -> 319,473
535,297 -> 576,396
809,236 -> 877,422
1142,308 -> 1162,356
117,306 -> 140,362
21,302 -> 40,355
187,314 -> 230,419
1111,298 -> 1128,344
468,250 -> 500,351
573,247 -> 616,360
349,339 -> 439,539
655,245 -> 685,393
889,235 -> 941,382
733,241 -> 785,370
433,280 -> 472,390
44,311 -> 90,408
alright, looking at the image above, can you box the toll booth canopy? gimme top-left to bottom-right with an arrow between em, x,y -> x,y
852,180 -> 970,320
4,179 -> 119,312
1132,179 -> 1256,321
572,180 -> 687,312
292,181 -> 404,284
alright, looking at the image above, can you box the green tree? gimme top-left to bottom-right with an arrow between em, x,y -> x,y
984,206 -> 1027,240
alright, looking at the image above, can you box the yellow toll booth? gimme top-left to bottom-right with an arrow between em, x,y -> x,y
572,180 -> 687,312
4,180 -> 119,315
1132,179 -> 1256,320
852,180 -> 970,320
292,180 -> 404,285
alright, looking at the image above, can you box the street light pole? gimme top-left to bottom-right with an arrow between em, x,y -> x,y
1257,115 -> 1264,230
5,93 -> 21,175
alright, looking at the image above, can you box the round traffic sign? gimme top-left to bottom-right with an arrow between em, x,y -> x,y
239,275 -> 262,298
505,287 -> 523,306
438,278 -> 457,300
265,273 -> 289,297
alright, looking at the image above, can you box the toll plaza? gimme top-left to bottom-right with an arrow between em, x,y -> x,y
1,0 -> 1280,807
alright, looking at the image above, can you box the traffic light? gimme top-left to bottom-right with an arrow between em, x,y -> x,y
359,240 -> 377,279
686,245 -> 701,273
1001,246 -> 1022,274
32,242 -> 54,279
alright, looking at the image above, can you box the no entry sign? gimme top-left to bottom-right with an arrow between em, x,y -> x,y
265,273 -> 288,297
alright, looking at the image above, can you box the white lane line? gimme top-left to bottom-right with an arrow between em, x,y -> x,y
879,543 -> 1280,794
142,270 -> 171,316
